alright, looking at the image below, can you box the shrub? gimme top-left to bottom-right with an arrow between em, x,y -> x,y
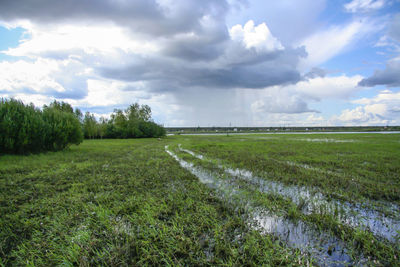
42,107 -> 83,151
0,99 -> 83,154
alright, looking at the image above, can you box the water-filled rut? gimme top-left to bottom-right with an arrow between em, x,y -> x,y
177,145 -> 400,243
166,145 -> 366,266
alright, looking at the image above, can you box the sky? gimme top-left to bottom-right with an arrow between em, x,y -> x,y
0,0 -> 399,127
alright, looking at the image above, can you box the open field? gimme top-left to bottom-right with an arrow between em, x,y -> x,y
1,134 -> 400,266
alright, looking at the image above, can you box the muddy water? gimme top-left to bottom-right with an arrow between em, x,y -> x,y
166,146 -> 365,266
178,145 -> 400,242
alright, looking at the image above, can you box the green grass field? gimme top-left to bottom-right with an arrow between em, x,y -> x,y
1,134 -> 400,266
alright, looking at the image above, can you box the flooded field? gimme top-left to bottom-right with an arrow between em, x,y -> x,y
166,133 -> 400,265
1,134 -> 399,266
166,146 -> 364,265
175,145 -> 400,242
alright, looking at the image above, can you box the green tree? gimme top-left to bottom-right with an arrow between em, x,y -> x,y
111,109 -> 128,138
98,117 -> 108,139
70,102 -> 165,140
83,112 -> 97,139
44,100 -> 74,113
126,103 -> 152,122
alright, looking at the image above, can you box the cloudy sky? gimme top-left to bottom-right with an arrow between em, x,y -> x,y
1,0 -> 400,126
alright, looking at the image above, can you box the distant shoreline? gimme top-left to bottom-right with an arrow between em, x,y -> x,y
166,126 -> 400,135
167,131 -> 400,136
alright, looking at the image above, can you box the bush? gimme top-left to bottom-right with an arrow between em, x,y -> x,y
0,99 -> 165,154
42,108 -> 83,151
139,121 -> 166,138
0,99 -> 83,154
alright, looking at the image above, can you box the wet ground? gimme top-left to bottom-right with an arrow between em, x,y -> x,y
167,145 -> 367,266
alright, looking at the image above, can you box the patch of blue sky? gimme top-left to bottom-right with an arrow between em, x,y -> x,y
321,43 -> 387,77
82,105 -> 124,115
321,0 -> 354,24
311,83 -> 394,120
308,87 -> 389,118
151,114 -> 164,125
0,26 -> 28,61
378,1 -> 400,15
323,0 -> 398,19
310,99 -> 358,118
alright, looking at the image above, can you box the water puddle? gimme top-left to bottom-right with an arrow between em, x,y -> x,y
166,145 -> 365,266
284,160 -> 338,175
178,145 -> 400,242
252,210 -> 356,266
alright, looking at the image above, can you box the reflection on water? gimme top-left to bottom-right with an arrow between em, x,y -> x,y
178,145 -> 400,242
166,145 -> 365,266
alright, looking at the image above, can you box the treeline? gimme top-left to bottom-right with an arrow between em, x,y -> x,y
0,99 -> 83,154
82,103 -> 166,139
0,99 -> 165,154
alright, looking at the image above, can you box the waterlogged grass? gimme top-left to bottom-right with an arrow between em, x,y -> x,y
1,139 -> 312,266
177,134 -> 400,204
2,134 -> 399,265
171,133 -> 400,265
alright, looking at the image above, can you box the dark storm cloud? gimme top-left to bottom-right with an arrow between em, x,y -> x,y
358,60 -> 400,87
358,14 -> 400,88
304,67 -> 326,79
0,0 -> 229,37
0,0 -> 306,95
161,25 -> 229,61
100,46 -> 305,90
52,89 -> 88,100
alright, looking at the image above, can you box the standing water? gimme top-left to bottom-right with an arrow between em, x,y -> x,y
166,145 -> 366,266
178,145 -> 400,242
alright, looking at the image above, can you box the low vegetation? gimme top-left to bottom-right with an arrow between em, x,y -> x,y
178,134 -> 400,203
171,134 -> 400,265
0,139 -> 308,266
1,133 -> 399,265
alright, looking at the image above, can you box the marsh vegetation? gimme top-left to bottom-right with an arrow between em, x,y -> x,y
1,133 -> 399,265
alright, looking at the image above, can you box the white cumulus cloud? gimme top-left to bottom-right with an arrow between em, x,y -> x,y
229,20 -> 284,52
0,58 -> 88,98
333,90 -> 400,125
295,74 -> 364,100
